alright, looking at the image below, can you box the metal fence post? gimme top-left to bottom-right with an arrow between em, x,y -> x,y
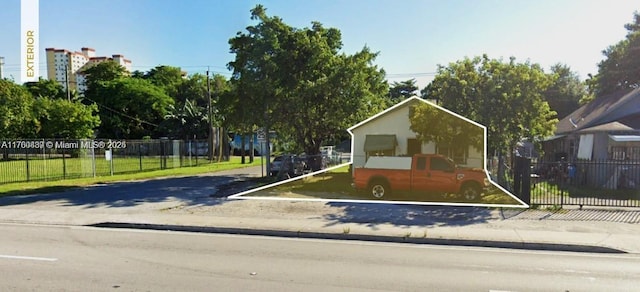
138,142 -> 143,171
62,139 -> 67,179
25,148 -> 30,182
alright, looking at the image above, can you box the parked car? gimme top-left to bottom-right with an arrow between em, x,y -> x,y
299,152 -> 329,171
270,154 -> 306,177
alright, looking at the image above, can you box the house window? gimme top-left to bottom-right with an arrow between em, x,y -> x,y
610,146 -> 640,160
437,144 -> 467,164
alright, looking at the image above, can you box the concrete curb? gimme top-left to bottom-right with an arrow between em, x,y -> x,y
88,222 -> 627,254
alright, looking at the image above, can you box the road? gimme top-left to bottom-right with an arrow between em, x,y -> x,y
1,224 -> 639,291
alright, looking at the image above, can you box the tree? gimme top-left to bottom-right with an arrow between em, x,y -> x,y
409,103 -> 483,155
0,79 -> 38,139
143,65 -> 184,97
543,64 -> 587,119
24,77 -> 66,100
175,73 -> 208,108
424,55 -> 557,180
594,11 -> 640,95
228,5 -> 388,168
81,60 -> 128,109
160,99 -> 208,140
93,78 -> 174,138
388,79 -> 418,105
81,60 -> 128,92
33,97 -> 100,139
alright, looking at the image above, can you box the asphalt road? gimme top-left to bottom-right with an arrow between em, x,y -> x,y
1,224 -> 639,292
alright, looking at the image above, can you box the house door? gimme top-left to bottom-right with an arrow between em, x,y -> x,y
407,138 -> 421,156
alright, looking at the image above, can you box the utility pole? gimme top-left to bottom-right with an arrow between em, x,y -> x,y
207,67 -> 214,162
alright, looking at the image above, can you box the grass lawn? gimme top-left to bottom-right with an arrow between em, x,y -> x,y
0,155 -> 221,184
532,181 -> 640,202
0,157 -> 263,197
246,165 -> 522,205
247,165 -> 361,200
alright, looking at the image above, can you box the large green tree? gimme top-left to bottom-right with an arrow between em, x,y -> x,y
228,5 -> 388,167
143,65 -> 184,98
0,79 -> 38,139
424,55 -> 557,162
409,103 -> 484,155
33,97 -> 100,139
24,77 -> 67,100
93,78 -> 173,138
543,64 -> 587,119
594,11 -> 640,95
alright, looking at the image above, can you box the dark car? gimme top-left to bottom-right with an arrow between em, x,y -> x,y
270,154 -> 306,177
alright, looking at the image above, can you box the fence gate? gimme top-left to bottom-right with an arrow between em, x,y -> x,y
529,159 -> 640,208
512,156 -> 531,206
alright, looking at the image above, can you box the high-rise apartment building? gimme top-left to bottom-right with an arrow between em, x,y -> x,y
45,47 -> 132,93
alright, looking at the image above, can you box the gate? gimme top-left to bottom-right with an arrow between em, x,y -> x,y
527,159 -> 640,208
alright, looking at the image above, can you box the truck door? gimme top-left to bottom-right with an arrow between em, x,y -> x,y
425,156 -> 457,193
410,156 -> 430,192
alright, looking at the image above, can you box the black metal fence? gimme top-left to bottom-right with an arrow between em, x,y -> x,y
492,156 -> 640,208
529,158 -> 640,207
0,139 -> 222,184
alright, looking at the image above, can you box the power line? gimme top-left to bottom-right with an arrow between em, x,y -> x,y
1,62 -> 435,77
82,96 -> 159,128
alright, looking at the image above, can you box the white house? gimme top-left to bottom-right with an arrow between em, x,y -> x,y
348,97 -> 484,172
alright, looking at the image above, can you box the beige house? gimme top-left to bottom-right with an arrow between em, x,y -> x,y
348,97 -> 484,172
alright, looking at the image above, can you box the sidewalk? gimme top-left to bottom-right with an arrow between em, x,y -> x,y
1,167 -> 640,254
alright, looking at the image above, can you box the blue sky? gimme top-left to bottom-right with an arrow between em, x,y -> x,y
2,0 -> 639,88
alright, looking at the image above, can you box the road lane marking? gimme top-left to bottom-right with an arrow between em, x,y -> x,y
0,254 -> 58,262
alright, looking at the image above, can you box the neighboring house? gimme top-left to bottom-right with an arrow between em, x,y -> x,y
543,87 -> 640,162
542,87 -> 640,189
348,97 -> 484,173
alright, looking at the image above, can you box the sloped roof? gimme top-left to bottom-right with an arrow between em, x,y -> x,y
577,121 -> 635,133
348,97 -> 422,131
556,87 -> 640,134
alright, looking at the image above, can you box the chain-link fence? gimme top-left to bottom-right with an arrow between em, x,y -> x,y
0,139 -> 220,184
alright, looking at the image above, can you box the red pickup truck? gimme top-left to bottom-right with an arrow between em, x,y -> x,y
352,154 -> 490,201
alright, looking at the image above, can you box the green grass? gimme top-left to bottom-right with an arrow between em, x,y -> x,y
0,155 -> 223,184
248,165 -> 521,204
247,165 -> 360,200
0,157 -> 263,197
532,181 -> 640,200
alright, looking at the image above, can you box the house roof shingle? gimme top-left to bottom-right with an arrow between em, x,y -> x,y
555,87 -> 640,134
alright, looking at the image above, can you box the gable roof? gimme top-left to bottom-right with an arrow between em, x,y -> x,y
347,96 -> 485,133
556,87 -> 640,134
347,96 -> 422,132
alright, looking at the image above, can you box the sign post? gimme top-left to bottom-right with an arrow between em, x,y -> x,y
257,128 -> 266,177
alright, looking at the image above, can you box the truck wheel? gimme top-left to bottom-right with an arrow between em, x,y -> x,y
460,184 -> 481,201
369,181 -> 390,199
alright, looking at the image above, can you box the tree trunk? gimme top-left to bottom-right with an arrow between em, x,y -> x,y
240,134 -> 246,164
249,133 -> 254,163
